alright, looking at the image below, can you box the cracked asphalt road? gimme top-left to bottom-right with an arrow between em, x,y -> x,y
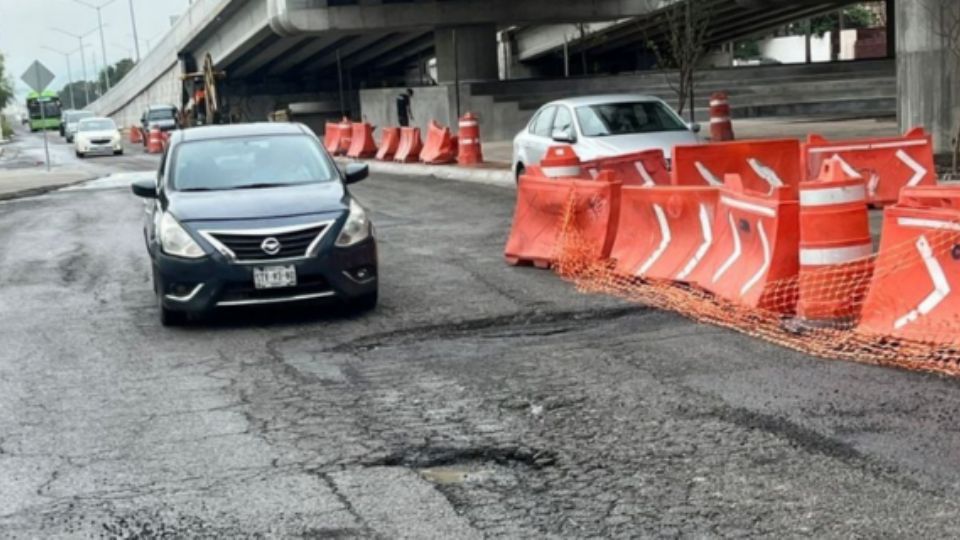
4,134 -> 960,537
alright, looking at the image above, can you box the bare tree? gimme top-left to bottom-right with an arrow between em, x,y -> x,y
645,0 -> 712,120
924,0 -> 960,172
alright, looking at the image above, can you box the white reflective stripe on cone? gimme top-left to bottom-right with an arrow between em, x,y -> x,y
897,217 -> 960,232
709,100 -> 727,107
799,243 -> 872,266
710,117 -> 731,124
460,138 -> 478,145
807,139 -> 928,153
459,120 -> 479,127
542,166 -> 581,177
800,184 -> 866,206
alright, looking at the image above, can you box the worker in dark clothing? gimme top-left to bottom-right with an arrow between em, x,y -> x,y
396,88 -> 414,127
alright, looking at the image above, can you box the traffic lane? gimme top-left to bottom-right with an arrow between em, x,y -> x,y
0,123 -> 159,174
0,174 -> 959,535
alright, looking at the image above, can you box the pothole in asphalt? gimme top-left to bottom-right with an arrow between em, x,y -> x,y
364,445 -> 558,486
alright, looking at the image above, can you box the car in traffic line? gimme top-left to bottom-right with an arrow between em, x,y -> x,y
74,117 -> 123,158
63,110 -> 95,143
140,104 -> 179,140
130,122 -> 378,326
512,94 -> 701,181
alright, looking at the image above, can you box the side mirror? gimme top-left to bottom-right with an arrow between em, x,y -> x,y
687,122 -> 702,134
551,128 -> 576,143
131,178 -> 158,198
344,163 -> 369,185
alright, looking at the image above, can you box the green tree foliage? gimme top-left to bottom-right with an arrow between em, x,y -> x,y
0,52 -> 14,110
97,58 -> 135,89
59,80 -> 101,109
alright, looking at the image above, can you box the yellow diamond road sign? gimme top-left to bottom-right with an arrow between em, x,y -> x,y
21,60 -> 55,94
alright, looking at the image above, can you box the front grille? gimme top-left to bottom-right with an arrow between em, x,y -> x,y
207,224 -> 328,262
91,138 -> 111,144
220,275 -> 331,303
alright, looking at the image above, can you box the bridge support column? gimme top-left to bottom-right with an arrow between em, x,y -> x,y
897,0 -> 960,155
434,24 -> 499,83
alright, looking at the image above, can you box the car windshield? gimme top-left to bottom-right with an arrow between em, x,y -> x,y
172,135 -> 337,191
148,109 -> 175,120
78,119 -> 116,131
575,101 -> 687,137
67,111 -> 94,124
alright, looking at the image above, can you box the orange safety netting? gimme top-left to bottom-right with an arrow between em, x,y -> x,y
549,191 -> 960,378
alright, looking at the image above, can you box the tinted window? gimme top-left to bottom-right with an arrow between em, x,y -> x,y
78,119 -> 116,131
530,106 -> 556,137
172,135 -> 337,191
552,106 -> 573,135
148,108 -> 175,120
575,101 -> 687,137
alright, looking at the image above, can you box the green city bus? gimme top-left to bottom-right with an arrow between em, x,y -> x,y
26,91 -> 63,132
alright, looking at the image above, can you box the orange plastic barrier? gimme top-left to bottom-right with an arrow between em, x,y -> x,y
346,122 -> 378,159
457,112 -> 483,165
336,117 -> 353,155
394,127 -> 423,163
709,91 -> 734,141
376,127 -> 401,161
581,149 -> 671,186
129,126 -> 142,144
146,128 -> 163,154
802,128 -> 936,206
505,170 -> 621,268
795,158 -> 873,323
323,121 -> 342,154
685,174 -> 800,311
541,145 -> 585,179
857,186 -> 960,345
420,120 -> 458,164
672,138 -> 802,195
609,185 -> 719,281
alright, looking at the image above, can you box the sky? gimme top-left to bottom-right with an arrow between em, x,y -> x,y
1,0 -> 191,100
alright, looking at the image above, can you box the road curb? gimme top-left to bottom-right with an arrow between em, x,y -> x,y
336,158 -> 515,189
0,173 -> 100,202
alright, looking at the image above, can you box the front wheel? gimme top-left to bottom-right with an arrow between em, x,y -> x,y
114,149 -> 124,156
515,164 -> 525,184
76,151 -> 84,159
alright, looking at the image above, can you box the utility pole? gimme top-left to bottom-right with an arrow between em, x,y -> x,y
51,27 -> 98,106
72,0 -> 118,93
128,0 -> 141,62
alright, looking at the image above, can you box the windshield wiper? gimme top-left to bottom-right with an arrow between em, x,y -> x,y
178,187 -> 219,192
230,183 -> 296,190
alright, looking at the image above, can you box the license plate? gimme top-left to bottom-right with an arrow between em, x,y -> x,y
253,265 -> 297,289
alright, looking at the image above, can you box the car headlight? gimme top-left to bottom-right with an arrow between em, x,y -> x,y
335,199 -> 371,247
159,212 -> 205,258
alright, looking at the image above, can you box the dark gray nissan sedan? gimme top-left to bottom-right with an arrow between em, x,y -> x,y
131,122 -> 377,326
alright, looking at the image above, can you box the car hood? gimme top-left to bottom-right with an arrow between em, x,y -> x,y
169,182 -> 347,222
77,129 -> 118,139
576,131 -> 701,160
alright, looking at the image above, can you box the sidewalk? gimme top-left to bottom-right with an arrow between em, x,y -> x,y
0,168 -> 100,201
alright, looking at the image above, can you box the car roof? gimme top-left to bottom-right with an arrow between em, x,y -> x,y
147,104 -> 176,110
174,122 -> 309,143
544,94 -> 666,108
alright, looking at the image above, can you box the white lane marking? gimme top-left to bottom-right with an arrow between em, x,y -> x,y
713,212 -> 742,283
800,243 -> 873,266
720,196 -> 776,217
800,184 -> 866,206
740,220 -> 771,296
897,217 -> 960,232
897,149 -> 927,187
894,236 -> 950,329
695,161 -> 722,186
637,204 -> 671,277
635,162 -> 655,186
676,203 -> 713,280
747,158 -> 783,188
808,139 -> 928,153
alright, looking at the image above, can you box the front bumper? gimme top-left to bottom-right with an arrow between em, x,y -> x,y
154,237 -> 377,313
77,140 -> 123,154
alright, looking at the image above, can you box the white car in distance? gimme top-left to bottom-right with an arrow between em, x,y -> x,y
512,94 -> 701,181
74,117 -> 123,158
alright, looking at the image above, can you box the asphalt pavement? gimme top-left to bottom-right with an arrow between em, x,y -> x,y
3,129 -> 960,537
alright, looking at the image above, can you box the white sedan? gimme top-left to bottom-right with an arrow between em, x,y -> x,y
512,94 -> 701,180
74,117 -> 123,158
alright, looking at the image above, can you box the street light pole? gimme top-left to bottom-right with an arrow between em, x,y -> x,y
128,0 -> 141,63
71,0 -> 118,93
41,46 -> 77,109
51,27 -> 98,107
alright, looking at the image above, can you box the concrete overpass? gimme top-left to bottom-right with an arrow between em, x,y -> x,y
88,0 -> 960,155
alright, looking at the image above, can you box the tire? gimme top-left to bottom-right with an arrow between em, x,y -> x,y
114,149 -> 124,156
515,164 -> 525,184
349,290 -> 378,313
76,151 -> 84,159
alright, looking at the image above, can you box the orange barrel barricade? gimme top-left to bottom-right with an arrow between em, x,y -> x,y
323,121 -> 342,154
686,174 -> 800,312
457,112 -> 483,165
505,166 -> 621,268
581,149 -> 671,186
709,91 -> 734,141
794,157 -> 874,324
672,138 -> 802,195
346,122 -> 378,159
802,128 -> 936,206
609,185 -> 719,281
146,127 -> 163,154
376,127 -> 401,161
857,186 -> 960,345
336,117 -> 353,155
129,126 -> 142,144
420,120 -> 458,164
394,127 -> 423,163
160,131 -> 171,152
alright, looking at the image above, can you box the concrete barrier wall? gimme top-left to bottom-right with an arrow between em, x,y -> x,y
359,86 -> 455,135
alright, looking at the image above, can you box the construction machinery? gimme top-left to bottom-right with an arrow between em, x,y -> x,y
180,53 -> 226,127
